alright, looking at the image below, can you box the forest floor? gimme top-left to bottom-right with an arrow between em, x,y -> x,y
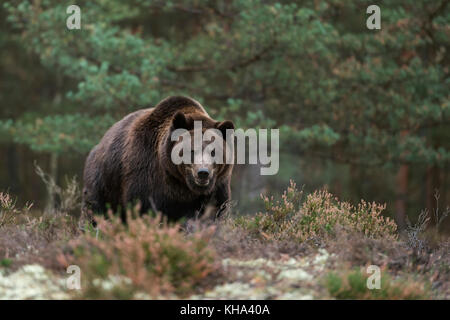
0,182 -> 449,300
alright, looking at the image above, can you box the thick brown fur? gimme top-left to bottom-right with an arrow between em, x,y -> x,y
82,96 -> 234,222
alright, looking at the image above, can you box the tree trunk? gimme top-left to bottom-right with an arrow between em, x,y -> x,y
6,144 -> 20,194
395,164 -> 409,230
45,152 -> 58,213
425,165 -> 440,226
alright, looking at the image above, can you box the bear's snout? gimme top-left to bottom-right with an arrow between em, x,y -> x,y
197,168 -> 210,180
194,167 -> 211,187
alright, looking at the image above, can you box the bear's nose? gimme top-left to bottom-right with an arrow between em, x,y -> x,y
197,168 -> 210,180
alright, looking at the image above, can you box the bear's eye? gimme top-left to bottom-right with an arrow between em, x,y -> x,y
211,150 -> 216,157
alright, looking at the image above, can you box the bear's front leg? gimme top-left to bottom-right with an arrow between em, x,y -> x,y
213,181 -> 232,218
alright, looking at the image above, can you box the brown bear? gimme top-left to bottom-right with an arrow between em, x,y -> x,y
82,96 -> 234,222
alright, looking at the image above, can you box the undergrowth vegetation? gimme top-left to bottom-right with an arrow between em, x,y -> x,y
60,210 -> 218,299
234,181 -> 397,243
0,191 -> 78,271
325,267 -> 430,300
0,179 -> 448,299
0,192 -> 32,227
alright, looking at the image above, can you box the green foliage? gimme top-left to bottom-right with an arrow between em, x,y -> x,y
1,0 -> 448,165
0,258 -> 12,268
235,180 -> 398,242
5,114 -> 115,154
325,268 -> 430,300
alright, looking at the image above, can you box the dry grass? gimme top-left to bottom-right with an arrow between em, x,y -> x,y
0,211 -> 78,271
0,192 -> 32,227
0,190 -> 73,270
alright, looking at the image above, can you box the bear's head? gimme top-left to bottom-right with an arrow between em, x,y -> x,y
166,111 -> 234,195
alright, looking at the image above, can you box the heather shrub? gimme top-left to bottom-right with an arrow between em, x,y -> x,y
325,267 -> 430,300
235,181 -> 397,243
63,209 -> 218,299
299,189 -> 397,241
0,192 -> 32,227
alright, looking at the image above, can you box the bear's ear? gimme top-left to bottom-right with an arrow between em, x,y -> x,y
216,120 -> 235,138
172,112 -> 189,130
